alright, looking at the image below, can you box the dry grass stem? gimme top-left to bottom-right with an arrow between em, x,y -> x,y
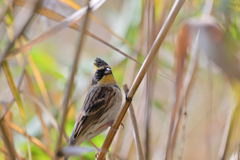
6,120 -> 55,159
17,36 -> 52,147
0,0 -> 232,159
22,74 -> 51,147
59,0 -> 136,51
96,0 -> 186,159
85,31 -> 142,65
55,1 -> 92,158
123,84 -> 144,160
202,0 -> 214,15
206,61 -> 213,159
203,9 -> 214,158
5,0 -> 105,60
22,91 -> 59,130
2,61 -> 32,160
12,0 -> 141,65
0,0 -> 39,64
173,31 -> 200,160
27,55 -> 52,108
220,93 -> 240,160
0,147 -> 8,156
16,50 -> 29,89
113,52 -> 138,153
218,100 -> 235,159
0,119 -> 16,160
144,1 -> 156,159
165,22 -> 191,160
0,2 -> 10,23
1,110 -> 14,159
0,50 -> 29,119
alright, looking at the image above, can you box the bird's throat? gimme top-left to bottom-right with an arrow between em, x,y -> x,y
98,74 -> 116,85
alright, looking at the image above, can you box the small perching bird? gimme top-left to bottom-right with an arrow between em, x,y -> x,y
64,58 -> 122,160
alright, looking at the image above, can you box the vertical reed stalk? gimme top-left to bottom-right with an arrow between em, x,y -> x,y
96,0 -> 186,159
55,1 -> 91,158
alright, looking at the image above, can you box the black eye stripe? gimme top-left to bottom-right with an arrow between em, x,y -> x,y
95,69 -> 105,80
96,69 -> 104,74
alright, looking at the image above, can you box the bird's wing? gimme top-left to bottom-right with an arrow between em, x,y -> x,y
68,86 -> 115,146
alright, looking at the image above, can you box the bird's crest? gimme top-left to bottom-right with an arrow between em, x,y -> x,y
94,58 -> 109,71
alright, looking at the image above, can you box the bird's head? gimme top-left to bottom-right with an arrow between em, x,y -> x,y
92,58 -> 116,85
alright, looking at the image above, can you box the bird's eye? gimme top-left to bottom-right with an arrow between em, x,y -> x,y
96,70 -> 99,74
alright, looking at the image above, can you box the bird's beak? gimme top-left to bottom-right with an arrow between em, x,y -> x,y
104,67 -> 112,74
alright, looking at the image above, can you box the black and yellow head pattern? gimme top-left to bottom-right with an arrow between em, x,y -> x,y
92,58 -> 116,85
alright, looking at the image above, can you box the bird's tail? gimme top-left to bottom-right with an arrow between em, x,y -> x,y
63,157 -> 68,160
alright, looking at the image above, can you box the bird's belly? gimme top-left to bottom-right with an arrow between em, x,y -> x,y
86,92 -> 122,140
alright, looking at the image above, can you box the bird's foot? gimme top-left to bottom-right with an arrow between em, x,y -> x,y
89,140 -> 100,151
96,120 -> 114,131
110,122 -> 124,131
96,121 -> 124,132
94,150 -> 108,160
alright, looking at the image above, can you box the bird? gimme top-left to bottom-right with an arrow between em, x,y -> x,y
64,58 -> 122,160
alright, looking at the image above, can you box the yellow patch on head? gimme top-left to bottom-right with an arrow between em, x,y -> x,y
94,65 -> 98,72
94,65 -> 105,72
98,74 -> 116,85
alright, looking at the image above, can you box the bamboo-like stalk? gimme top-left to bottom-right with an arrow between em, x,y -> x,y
96,0 -> 186,159
55,1 -> 91,158
123,84 -> 144,160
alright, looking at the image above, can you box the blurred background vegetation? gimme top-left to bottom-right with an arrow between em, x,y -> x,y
0,0 -> 240,160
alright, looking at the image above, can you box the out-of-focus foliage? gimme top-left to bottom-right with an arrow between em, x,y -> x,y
0,0 -> 240,160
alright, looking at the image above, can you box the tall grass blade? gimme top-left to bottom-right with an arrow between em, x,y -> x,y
2,61 -> 32,160
55,1 -> 92,158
